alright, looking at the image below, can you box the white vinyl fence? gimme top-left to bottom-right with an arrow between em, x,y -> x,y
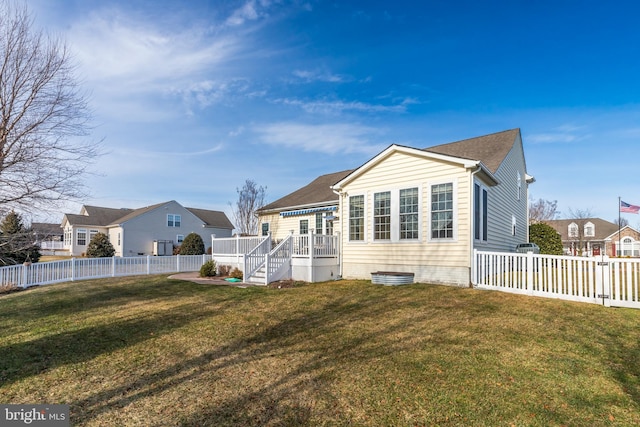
0,254 -> 211,289
473,250 -> 640,309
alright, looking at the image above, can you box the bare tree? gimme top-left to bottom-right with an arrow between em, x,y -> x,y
529,197 -> 559,223
230,179 -> 266,235
614,217 -> 629,228
0,2 -> 99,215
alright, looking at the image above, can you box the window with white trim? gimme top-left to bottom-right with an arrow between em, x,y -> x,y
177,234 -> 184,244
77,229 -> 87,246
517,172 -> 522,200
300,219 -> 309,235
400,187 -> 419,240
89,229 -> 99,243
315,213 -> 323,234
512,215 -> 516,236
568,223 -> 578,238
167,214 -> 181,227
349,195 -> 365,241
374,191 -> 391,240
431,183 -> 454,239
261,222 -> 269,236
584,222 -> 595,237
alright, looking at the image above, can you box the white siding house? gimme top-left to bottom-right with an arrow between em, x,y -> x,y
257,128 -> 533,286
61,201 -> 233,256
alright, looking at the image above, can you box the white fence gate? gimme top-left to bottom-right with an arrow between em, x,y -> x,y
473,250 -> 640,309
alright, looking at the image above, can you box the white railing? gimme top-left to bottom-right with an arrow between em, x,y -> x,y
243,237 -> 272,282
39,241 -> 65,250
265,234 -> 293,284
292,234 -> 339,257
0,254 -> 210,289
211,235 -> 267,255
473,250 -> 640,309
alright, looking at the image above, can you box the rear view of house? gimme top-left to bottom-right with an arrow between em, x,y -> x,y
62,200 -> 233,256
256,128 -> 534,286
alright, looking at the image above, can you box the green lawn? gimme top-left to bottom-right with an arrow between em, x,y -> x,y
0,276 -> 639,426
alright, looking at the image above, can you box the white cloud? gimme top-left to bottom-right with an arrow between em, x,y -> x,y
274,97 -> 412,114
528,124 -> 590,144
255,122 -> 387,155
291,69 -> 346,83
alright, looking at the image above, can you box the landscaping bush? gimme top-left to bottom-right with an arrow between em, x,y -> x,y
230,267 -> 243,280
530,222 -> 564,255
86,232 -> 115,258
199,260 -> 217,277
218,265 -> 231,276
179,233 -> 205,255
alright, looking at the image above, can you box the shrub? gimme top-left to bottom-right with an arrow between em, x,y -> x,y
86,232 -> 115,258
230,267 -> 243,280
199,260 -> 217,277
179,233 -> 205,255
530,222 -> 564,255
218,265 -> 231,276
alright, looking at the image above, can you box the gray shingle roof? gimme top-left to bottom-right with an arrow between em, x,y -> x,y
424,128 -> 520,174
259,129 -> 521,212
186,208 -> 234,229
64,202 -> 233,230
259,169 -> 354,212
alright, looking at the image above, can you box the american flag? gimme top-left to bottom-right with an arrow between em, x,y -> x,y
621,200 -> 640,214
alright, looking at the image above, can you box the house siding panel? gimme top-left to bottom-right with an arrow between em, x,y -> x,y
339,151 -> 472,286
473,133 -> 529,253
119,201 -> 224,256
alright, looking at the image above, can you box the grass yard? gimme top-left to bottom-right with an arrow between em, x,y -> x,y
0,276 -> 639,426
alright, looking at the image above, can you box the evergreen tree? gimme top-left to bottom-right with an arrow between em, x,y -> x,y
0,211 -> 40,265
529,222 -> 564,255
86,232 -> 115,258
179,233 -> 205,255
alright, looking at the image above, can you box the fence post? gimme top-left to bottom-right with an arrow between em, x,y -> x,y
111,256 -> 116,277
21,264 -> 28,288
265,252 -> 270,285
526,252 -> 534,295
147,255 -> 151,275
176,254 -> 181,272
71,258 -> 76,281
596,256 -> 611,307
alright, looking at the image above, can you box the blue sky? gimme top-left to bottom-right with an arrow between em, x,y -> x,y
28,0 -> 640,226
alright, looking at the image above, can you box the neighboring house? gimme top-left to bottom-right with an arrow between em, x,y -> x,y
61,200 -> 233,256
545,218 -> 640,257
258,128 -> 533,286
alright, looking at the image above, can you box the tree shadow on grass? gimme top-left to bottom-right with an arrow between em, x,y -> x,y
68,292 -> 442,426
0,298 -> 236,387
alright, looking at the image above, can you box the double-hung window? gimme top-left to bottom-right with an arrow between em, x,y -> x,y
77,229 -> 87,246
374,191 -> 391,240
400,187 -> 419,240
349,195 -> 365,241
299,219 -> 309,235
431,183 -> 454,239
315,213 -> 323,234
168,214 -> 181,227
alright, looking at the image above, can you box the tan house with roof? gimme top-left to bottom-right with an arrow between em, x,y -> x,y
61,200 -> 233,256
257,128 -> 533,286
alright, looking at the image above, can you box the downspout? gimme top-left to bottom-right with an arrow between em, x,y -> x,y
332,188 -> 344,279
469,166 -> 482,287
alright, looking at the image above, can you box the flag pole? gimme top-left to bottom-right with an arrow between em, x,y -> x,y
618,196 -> 621,257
